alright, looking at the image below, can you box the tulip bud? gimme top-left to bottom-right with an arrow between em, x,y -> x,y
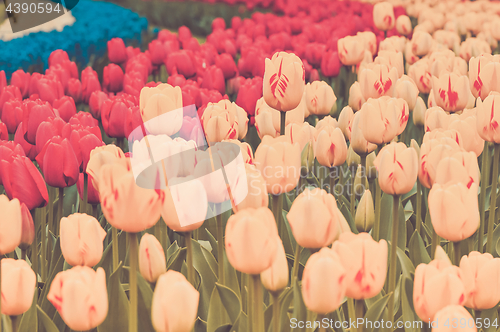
410,139 -> 421,157
393,75 -> 419,111
139,233 -> 166,284
350,112 -> 377,155
1,258 -> 36,316
413,96 -> 426,127
261,238 -> 288,292
302,248 -> 347,314
432,71 -> 470,113
346,145 -> 361,168
225,207 -> 278,274
48,267 -> 108,331
233,164 -> 268,212
301,142 -> 315,176
373,2 -> 395,31
411,31 -> 433,57
366,151 -> 377,181
338,106 -> 354,140
305,81 -> 337,116
396,15 -> 412,36
348,81 -> 366,111
0,195 -> 22,255
60,213 -> 107,267
353,164 -> 365,196
355,190 -> 375,232
152,271 -> 199,332
19,203 -> 35,250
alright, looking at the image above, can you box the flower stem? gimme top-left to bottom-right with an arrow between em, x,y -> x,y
10,315 -> 20,332
82,173 -> 88,214
387,194 -> 400,327
291,243 -> 301,281
251,274 -> 264,332
373,180 -> 382,241
355,300 -> 365,332
347,298 -> 357,332
216,212 -> 224,285
41,205 -> 47,281
271,194 -> 283,236
57,187 -> 64,236
318,314 -> 326,332
350,166 -> 356,217
31,209 -> 38,278
487,143 -> 500,254
453,241 -> 461,266
112,226 -> 119,272
329,167 -> 337,196
272,291 -> 280,332
280,111 -> 286,136
416,180 -> 422,235
247,274 -> 252,332
360,154 -> 367,190
432,230 -> 440,259
478,142 -> 491,253
128,232 -> 138,332
185,232 -> 195,286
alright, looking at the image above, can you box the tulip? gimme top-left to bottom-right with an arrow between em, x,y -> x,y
10,69 -> 30,98
375,50 -> 404,79
263,52 -> 305,112
225,207 -> 278,274
103,64 -> 124,93
52,96 -> 76,123
286,122 -> 314,152
235,76 -> 263,118
379,36 -> 406,54
1,99 -> 24,134
101,95 -> 135,139
469,54 -> 500,100
357,31 -> 377,56
393,75 -> 419,111
233,164 -> 268,212
355,190 -> 375,233
414,257 -> 466,322
67,78 -> 82,104
60,213 -> 106,267
301,248 -> 347,314
23,99 -> 55,145
358,63 -> 398,100
108,37 -> 127,64
332,232 -> 387,299
429,181 -> 479,242
373,2 -> 395,31
348,81 -> 366,111
408,59 -> 432,94
338,36 -> 365,66
139,83 -> 183,137
413,97 -> 426,127
0,85 -> 22,115
411,31 -> 433,57
396,15 -> 412,36
201,65 -> 226,95
476,94 -> 500,143
0,195 -> 22,255
1,258 -> 36,315
77,173 -> 100,205
139,233 -> 166,284
374,142 -> 418,195
288,188 -> 345,249
0,155 -> 49,210
86,144 -> 129,190
36,136 -> 79,188
448,113 -> 484,157
19,203 -> 35,250
48,266 -> 108,331
261,238 -> 288,292
313,126 -> 347,168
350,112 -> 377,155
432,71 -> 470,113
434,151 -> 480,188
81,67 -> 102,104
161,177 -> 207,232
304,81 -> 336,116
425,106 -> 451,132
99,163 -> 161,233
321,50 -> 341,78
432,305 -> 476,332
151,270 -> 199,332
338,106 -> 354,140
254,135 -> 301,195
88,91 -> 109,120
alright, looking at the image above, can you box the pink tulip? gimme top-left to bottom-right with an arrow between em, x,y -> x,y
60,213 -> 106,267
432,305 -> 476,332
396,15 -> 412,36
476,94 -> 500,143
432,71 -> 470,113
373,2 -> 395,31
338,36 -> 365,66
469,54 -> 500,100
358,63 -> 398,100
1,258 -> 36,316
139,233 -> 166,283
0,195 -> 22,255
350,112 -> 377,155
313,126 -> 347,168
333,232 -> 388,299
411,31 -> 433,57
260,238 -> 288,292
348,82 -> 366,111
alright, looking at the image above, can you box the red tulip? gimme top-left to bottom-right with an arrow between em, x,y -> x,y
10,70 -> 31,98
201,66 -> 226,95
63,125 -> 103,172
148,40 -> 166,66
236,76 -> 263,118
19,203 -> 35,249
13,122 -> 36,160
0,71 -> 6,93
0,155 -> 48,210
0,85 -> 22,116
36,136 -> 80,188
103,64 -> 124,93
69,111 -> 100,129
107,37 -> 127,64
76,173 -> 100,204
81,67 -> 102,104
215,53 -> 238,80
35,116 -> 66,154
88,91 -> 110,120
28,72 -> 42,96
46,64 -> 71,92
1,99 -> 23,134
122,71 -> 145,98
53,96 -> 77,122
101,95 -> 135,138
321,50 -> 341,78
0,122 -> 7,140
37,76 -> 64,105
165,50 -> 197,78
23,98 -> 55,145
67,78 -> 82,104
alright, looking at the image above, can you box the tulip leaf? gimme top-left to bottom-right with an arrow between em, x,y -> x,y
401,277 -> 420,332
36,305 -> 58,332
279,287 -> 294,332
135,272 -> 154,332
207,285 -> 231,332
38,254 -> 64,318
339,202 -> 358,234
205,229 -> 218,260
199,240 -> 218,278
1,315 -> 12,332
397,247 -> 415,278
166,247 -> 186,272
292,278 -> 307,332
379,193 -> 393,241
191,239 -> 218,321
18,289 -> 38,332
479,306 -> 498,332
194,317 -> 208,332
97,262 -> 129,332
215,283 -> 241,324
408,230 -> 431,267
363,293 -> 391,332
281,211 -> 297,256
231,311 -> 248,332
223,251 -> 241,298
214,325 -> 232,332
166,240 -> 179,258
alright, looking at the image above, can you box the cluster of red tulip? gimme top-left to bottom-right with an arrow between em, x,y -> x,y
2,0 -> 500,331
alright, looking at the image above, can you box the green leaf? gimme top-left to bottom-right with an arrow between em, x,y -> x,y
480,306 -> 498,332
223,251 -> 241,298
397,246 -> 415,278
363,293 -> 391,332
231,311 -> 248,332
166,247 -> 186,272
38,254 -> 64,318
401,277 -> 420,332
279,288 -> 294,332
215,283 -> 241,324
36,305 -> 59,332
194,317 -> 208,332
1,315 -> 12,332
192,238 -> 218,321
292,278 -> 307,332
339,202 -> 358,234
281,211 -> 296,256
97,262 -> 129,332
136,272 -> 154,332
18,289 -> 38,332
207,285 -> 231,332
408,230 -> 431,267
